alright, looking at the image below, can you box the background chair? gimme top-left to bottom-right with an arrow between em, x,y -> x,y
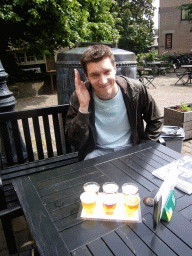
175,72 -> 189,85
137,61 -> 156,89
139,74 -> 156,89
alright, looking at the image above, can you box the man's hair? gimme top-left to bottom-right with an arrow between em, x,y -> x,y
80,44 -> 115,75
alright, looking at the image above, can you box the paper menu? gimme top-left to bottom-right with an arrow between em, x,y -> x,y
152,156 -> 192,194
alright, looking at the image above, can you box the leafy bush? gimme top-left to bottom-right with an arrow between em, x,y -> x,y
175,102 -> 192,112
136,51 -> 158,66
136,53 -> 145,66
144,52 -> 154,61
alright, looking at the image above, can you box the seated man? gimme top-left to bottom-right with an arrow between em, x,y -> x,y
65,44 -> 163,161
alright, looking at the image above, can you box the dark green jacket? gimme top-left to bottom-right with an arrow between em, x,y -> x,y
65,76 -> 163,161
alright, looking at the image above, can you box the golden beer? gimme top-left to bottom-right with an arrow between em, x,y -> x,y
124,195 -> 140,214
80,192 -> 97,214
102,193 -> 118,215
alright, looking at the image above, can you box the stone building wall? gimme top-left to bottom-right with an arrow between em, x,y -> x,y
159,0 -> 192,55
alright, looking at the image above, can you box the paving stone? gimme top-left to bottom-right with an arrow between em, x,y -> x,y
12,216 -> 29,233
14,229 -> 34,253
0,249 -> 9,256
0,227 -> 7,252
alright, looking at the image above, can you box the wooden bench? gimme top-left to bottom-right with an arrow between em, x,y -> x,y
0,104 -> 78,255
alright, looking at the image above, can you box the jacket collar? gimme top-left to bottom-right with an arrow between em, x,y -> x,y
116,75 -> 139,100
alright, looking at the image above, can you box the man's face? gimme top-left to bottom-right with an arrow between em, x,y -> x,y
85,57 -> 117,100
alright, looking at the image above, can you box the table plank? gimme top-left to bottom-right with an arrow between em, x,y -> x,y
134,151 -> 163,169
34,166 -> 100,190
102,231 -> 135,256
116,226 -> 156,256
148,147 -> 176,162
176,194 -> 192,211
179,205 -> 192,221
71,246 -> 93,256
128,221 -> 177,255
86,238 -> 114,256
141,148 -> 171,165
42,175 -> 108,205
150,142 -> 182,160
37,170 -> 103,197
119,155 -> 163,186
143,213 -> 192,255
113,158 -> 159,191
161,211 -> 192,248
60,220 -> 125,251
13,177 -> 70,256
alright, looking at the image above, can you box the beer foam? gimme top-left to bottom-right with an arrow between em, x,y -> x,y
123,185 -> 138,194
103,183 -> 118,193
84,184 -> 99,192
80,192 -> 97,204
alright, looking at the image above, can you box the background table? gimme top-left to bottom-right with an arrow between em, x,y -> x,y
147,61 -> 167,76
13,141 -> 192,256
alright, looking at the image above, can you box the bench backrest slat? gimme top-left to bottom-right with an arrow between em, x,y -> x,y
0,104 -> 74,167
22,118 -> 35,162
42,115 -> 54,158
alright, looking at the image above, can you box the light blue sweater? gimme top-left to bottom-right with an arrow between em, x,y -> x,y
93,88 -> 132,149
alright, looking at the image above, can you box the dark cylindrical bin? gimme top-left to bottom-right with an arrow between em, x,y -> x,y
56,45 -> 137,105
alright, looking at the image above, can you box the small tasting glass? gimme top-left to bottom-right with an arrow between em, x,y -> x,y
83,182 -> 100,194
102,182 -> 119,215
122,183 -> 138,196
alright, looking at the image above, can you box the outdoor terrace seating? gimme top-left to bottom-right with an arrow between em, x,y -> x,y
0,104 -> 78,255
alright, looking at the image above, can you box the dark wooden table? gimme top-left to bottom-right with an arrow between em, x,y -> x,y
12,141 -> 192,256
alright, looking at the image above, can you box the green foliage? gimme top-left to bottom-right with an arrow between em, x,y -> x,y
178,4 -> 192,31
136,53 -> 145,66
144,52 -> 154,61
136,51 -> 158,66
176,102 -> 192,112
112,0 -> 155,54
0,0 -> 119,58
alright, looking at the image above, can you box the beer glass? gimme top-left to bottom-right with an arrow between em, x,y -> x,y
80,192 -> 97,214
102,182 -> 119,194
102,182 -> 119,215
122,183 -> 138,195
123,194 -> 140,215
122,183 -> 140,215
83,182 -> 100,194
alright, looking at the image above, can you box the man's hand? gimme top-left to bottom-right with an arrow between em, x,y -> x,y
74,69 -> 90,113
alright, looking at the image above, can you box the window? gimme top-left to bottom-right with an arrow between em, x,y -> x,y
16,53 -> 25,63
181,5 -> 191,20
165,34 -> 172,49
